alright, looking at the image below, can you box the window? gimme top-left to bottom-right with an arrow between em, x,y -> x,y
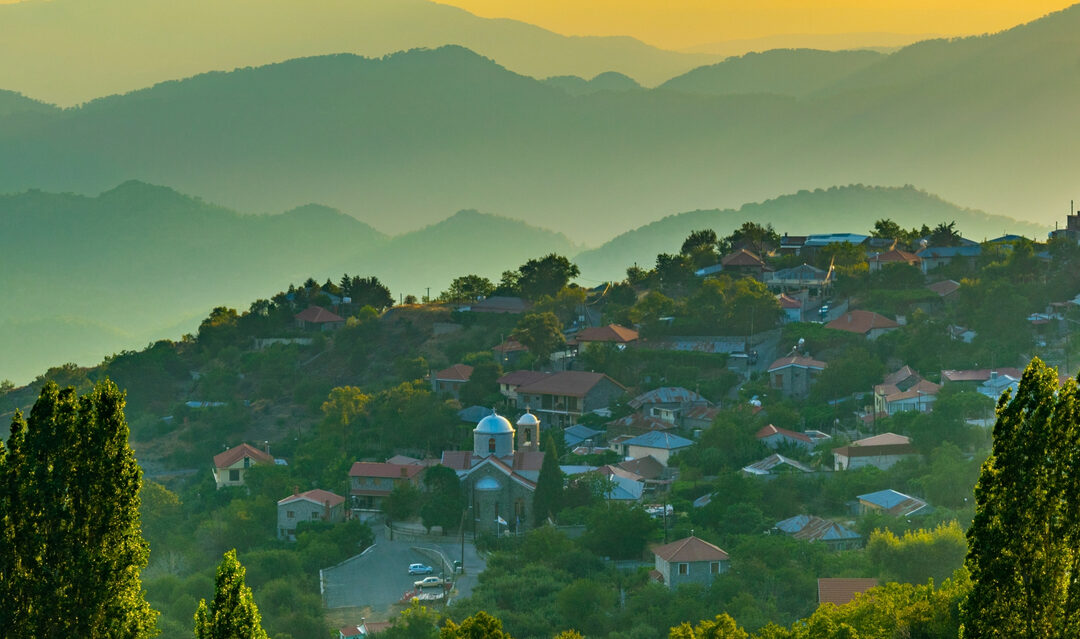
678,563 -> 688,575
773,374 -> 783,388
711,562 -> 721,574
311,512 -> 320,520
488,437 -> 496,453
229,469 -> 240,482
287,510 -> 295,519
243,457 -> 251,468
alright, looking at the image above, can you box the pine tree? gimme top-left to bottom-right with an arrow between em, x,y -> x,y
962,358 -> 1080,637
0,380 -> 157,638
532,434 -> 564,526
195,549 -> 269,639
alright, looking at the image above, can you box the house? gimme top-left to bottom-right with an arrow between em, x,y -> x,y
800,234 -> 869,260
492,338 -> 528,367
617,455 -> 667,481
916,245 -> 982,273
431,364 -> 473,398
766,263 -> 832,292
683,404 -> 721,430
213,443 -> 275,489
651,536 -> 730,588
856,489 -> 930,517
605,413 -> 676,439
818,578 -> 879,606
294,306 -> 346,331
440,411 -> 545,534
927,279 -> 961,300
497,370 -> 550,404
778,294 -> 803,323
348,462 -> 425,511
513,371 -> 627,428
718,249 -> 769,279
873,367 -> 941,415
594,465 -> 647,501
339,621 -> 390,639
767,355 -> 827,399
277,489 -> 346,541
622,431 -> 694,466
867,249 -> 920,272
976,371 -> 1021,400
755,424 -> 816,451
940,368 -> 1024,388
572,324 -> 639,347
1049,211 -> 1080,244
826,310 -> 900,340
563,424 -> 603,448
467,296 -> 530,314
775,515 -> 862,550
742,454 -> 813,476
628,386 -> 711,423
833,433 -> 917,471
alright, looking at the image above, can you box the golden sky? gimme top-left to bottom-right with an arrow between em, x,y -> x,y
435,0 -> 1074,49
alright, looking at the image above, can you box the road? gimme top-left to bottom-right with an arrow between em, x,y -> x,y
322,524 -> 486,622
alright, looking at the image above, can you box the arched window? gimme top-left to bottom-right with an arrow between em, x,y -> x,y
488,437 -> 496,453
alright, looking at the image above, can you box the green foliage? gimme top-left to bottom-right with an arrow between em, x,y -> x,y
580,502 -> 659,560
533,435 -> 565,525
812,347 -> 884,401
0,380 -> 157,638
866,522 -> 967,585
668,614 -> 748,639
443,275 -> 496,304
516,255 -> 581,300
962,359 -> 1080,638
422,465 -> 466,531
386,481 -> 424,522
441,611 -> 515,639
383,601 -> 442,639
194,549 -> 269,639
511,312 -> 565,363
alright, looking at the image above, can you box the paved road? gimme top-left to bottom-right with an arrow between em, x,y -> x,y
322,525 -> 486,621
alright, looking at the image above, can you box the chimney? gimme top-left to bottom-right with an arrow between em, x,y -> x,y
324,500 -> 331,521
264,440 -> 270,455
400,467 -> 408,477
293,484 -> 299,496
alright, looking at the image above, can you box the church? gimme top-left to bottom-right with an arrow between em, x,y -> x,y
440,410 -> 545,535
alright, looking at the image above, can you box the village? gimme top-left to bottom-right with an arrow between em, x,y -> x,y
8,212 -> 1080,638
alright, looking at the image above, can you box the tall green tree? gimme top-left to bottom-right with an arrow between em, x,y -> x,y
516,254 -> 580,300
442,275 -> 495,304
511,312 -> 565,364
0,380 -> 157,638
533,434 -> 564,526
962,359 -> 1080,638
421,465 -> 465,531
440,611 -> 514,639
195,549 -> 269,639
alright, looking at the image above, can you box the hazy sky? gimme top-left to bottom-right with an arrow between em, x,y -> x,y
434,1 -> 1073,49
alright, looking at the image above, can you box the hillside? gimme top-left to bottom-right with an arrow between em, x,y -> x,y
658,49 -> 884,97
1,6 -> 1079,240
0,0 -> 717,105
573,185 -> 1048,282
543,72 -> 642,96
0,182 -> 575,384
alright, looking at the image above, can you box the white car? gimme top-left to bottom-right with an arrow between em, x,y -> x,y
414,576 -> 444,589
408,563 -> 433,575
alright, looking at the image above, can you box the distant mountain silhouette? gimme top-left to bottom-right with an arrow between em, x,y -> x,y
544,72 -> 642,96
0,89 -> 56,116
658,49 -> 883,97
0,182 -> 572,383
0,0 -> 717,105
2,6 -> 1080,241
573,185 -> 1048,282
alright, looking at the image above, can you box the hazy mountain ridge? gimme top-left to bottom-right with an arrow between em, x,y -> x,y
543,72 -> 642,96
0,0 -> 719,105
573,185 -> 1049,282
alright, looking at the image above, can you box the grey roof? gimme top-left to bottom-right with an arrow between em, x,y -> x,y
742,454 -> 813,475
564,424 -> 603,447
917,245 -> 982,258
457,405 -> 494,423
622,431 -> 694,450
628,386 -> 708,408
803,233 -> 869,247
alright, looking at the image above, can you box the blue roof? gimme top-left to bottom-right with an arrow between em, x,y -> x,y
695,264 -> 725,277
988,234 -> 1026,243
803,233 -> 869,247
564,424 -> 602,447
857,489 -> 915,509
622,431 -> 694,450
457,405 -> 494,423
629,386 -> 707,407
775,515 -> 861,541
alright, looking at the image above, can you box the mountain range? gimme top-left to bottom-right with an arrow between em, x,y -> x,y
0,0 -> 718,106
0,180 -> 1045,384
2,5 -> 1080,242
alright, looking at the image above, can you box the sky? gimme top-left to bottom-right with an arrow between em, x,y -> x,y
434,0 -> 1073,50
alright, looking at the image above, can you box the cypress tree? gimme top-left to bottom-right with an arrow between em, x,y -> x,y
0,380 -> 157,638
194,549 -> 269,639
533,433 -> 564,526
962,359 -> 1080,637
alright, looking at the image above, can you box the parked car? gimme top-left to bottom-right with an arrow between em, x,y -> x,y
414,576 -> 444,589
408,563 -> 433,575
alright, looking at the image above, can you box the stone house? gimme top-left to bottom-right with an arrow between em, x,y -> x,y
833,433 -> 917,471
294,306 -> 345,331
277,489 -> 346,541
431,363 -> 474,398
513,371 -> 627,428
348,461 -> 425,511
767,355 -> 827,399
651,536 -> 730,588
213,443 -> 275,489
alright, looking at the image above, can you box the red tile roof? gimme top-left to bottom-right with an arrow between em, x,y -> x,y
928,279 -> 961,297
652,536 -> 729,562
573,324 -> 639,344
721,249 -> 766,268
778,294 -> 802,309
213,443 -> 274,469
767,355 -> 827,372
756,424 -> 813,445
826,310 -> 899,335
434,364 -> 474,382
511,451 -> 545,472
818,578 -> 879,606
440,451 -> 473,471
348,462 -> 425,479
492,338 -> 528,353
278,489 -> 345,507
868,249 -> 920,264
517,371 -> 625,398
940,368 -> 1024,383
294,306 -> 344,323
